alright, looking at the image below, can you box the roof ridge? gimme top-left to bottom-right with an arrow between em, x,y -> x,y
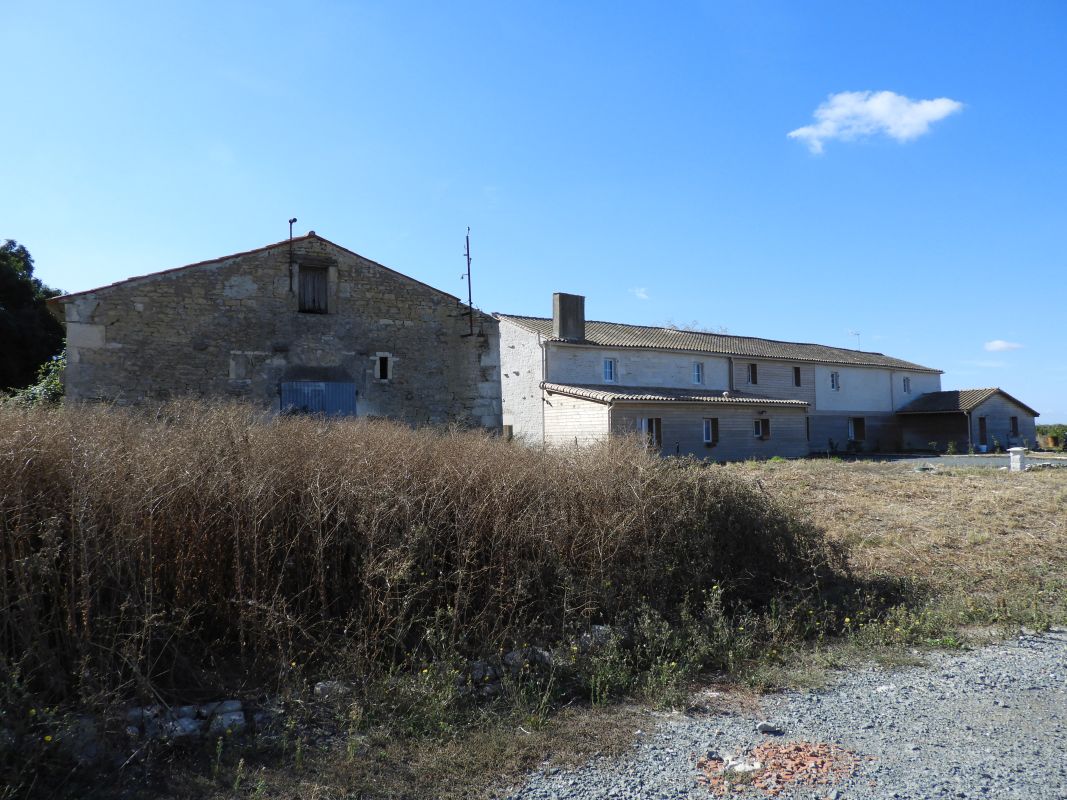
497,313 -> 889,356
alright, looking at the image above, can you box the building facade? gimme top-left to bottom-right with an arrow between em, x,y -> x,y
51,233 -> 502,428
497,293 -> 955,460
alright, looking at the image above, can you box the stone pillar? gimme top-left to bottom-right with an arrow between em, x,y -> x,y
1008,447 -> 1026,472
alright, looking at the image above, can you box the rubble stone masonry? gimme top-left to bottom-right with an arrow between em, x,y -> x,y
57,234 -> 502,428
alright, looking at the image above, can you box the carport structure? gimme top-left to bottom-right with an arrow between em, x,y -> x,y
896,387 -> 1039,452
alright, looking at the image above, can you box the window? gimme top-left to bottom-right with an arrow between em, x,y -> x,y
903,376 -> 912,394
978,416 -> 988,446
753,418 -> 771,439
793,366 -> 802,387
1011,416 -> 1019,437
298,266 -> 328,313
637,417 -> 662,448
703,417 -> 719,446
374,353 -> 393,381
848,417 -> 866,441
747,363 -> 758,384
830,371 -> 841,391
692,361 -> 704,385
603,358 -> 617,383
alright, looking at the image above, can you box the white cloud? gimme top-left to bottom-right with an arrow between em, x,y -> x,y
984,340 -> 1023,352
788,90 -> 963,154
630,287 -> 649,300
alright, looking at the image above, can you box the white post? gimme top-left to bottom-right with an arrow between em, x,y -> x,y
1008,447 -> 1026,472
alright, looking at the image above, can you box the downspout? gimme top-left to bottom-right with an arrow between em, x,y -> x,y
539,334 -> 547,446
966,410 -> 973,451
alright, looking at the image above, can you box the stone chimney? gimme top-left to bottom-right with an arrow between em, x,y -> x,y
552,293 -> 585,341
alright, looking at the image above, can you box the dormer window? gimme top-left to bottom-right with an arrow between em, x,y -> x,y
299,266 -> 328,313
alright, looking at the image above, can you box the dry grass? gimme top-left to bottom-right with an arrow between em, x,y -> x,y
4,407 -> 1063,800
726,459 -> 1067,616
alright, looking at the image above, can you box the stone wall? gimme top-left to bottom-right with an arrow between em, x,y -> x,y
58,235 -> 502,428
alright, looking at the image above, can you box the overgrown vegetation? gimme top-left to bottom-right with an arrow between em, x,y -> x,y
1,402 -> 849,796
2,405 -> 1064,799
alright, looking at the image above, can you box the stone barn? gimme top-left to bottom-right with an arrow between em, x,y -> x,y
50,232 -> 502,428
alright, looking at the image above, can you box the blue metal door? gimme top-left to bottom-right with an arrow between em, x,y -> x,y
280,381 -> 358,416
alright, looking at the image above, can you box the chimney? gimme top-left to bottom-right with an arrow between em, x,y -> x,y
552,293 -> 585,341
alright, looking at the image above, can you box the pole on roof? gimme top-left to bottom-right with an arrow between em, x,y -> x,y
288,217 -> 297,293
462,227 -> 475,337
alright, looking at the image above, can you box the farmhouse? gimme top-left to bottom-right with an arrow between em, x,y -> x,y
50,233 -> 502,428
497,293 -> 1039,459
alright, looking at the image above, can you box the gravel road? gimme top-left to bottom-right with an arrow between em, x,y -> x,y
502,629 -> 1067,799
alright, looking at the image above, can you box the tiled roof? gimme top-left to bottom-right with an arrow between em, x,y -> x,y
541,383 -> 809,407
497,315 -> 940,373
897,388 -> 1040,417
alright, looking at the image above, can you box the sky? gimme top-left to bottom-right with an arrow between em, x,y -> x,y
4,1 -> 1065,420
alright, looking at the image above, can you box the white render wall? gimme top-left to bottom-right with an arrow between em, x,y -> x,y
546,344 -> 731,389
543,393 -> 611,447
499,318 -> 545,442
814,365 -> 941,413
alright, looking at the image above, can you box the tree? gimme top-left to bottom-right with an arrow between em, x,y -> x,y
0,240 -> 65,391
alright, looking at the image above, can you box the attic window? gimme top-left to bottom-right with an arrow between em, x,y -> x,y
299,266 -> 328,313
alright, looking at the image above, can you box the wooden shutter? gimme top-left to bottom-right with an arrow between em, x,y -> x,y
299,267 -> 328,313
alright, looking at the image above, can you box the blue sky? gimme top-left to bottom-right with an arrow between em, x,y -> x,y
4,1 -> 1065,420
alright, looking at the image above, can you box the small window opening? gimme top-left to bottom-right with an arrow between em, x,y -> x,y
376,355 -> 392,381
693,361 -> 704,385
298,266 -> 328,313
747,363 -> 758,384
830,371 -> 841,391
1010,416 -> 1019,437
793,366 -> 802,387
703,417 -> 719,446
753,418 -> 771,439
903,376 -> 912,394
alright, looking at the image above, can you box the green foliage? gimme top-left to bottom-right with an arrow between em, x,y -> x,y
10,351 -> 65,406
946,440 -> 958,455
0,241 -> 65,391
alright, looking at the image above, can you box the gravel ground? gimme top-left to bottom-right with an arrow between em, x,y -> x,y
501,629 -> 1067,800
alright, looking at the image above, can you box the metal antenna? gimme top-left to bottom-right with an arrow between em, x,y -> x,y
849,330 -> 861,350
462,227 -> 475,336
288,217 -> 298,293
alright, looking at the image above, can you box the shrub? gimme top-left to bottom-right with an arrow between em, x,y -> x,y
0,402 -> 847,710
